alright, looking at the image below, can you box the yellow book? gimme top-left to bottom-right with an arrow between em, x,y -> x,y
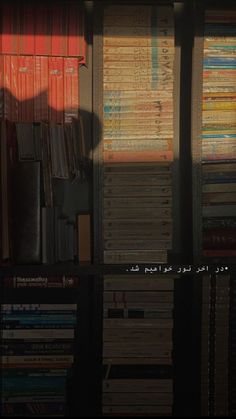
203,102 -> 236,110
104,26 -> 174,37
103,37 -> 174,47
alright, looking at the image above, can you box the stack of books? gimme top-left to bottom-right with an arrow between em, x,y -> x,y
102,275 -> 175,416
102,4 -> 175,264
230,276 -> 236,416
1,299 -> 77,417
201,10 -> 236,261
201,274 -> 230,416
0,119 -> 87,265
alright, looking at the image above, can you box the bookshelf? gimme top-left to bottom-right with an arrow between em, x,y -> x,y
0,0 -> 235,417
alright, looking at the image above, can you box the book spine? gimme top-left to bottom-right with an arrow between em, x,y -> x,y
202,204 -> 236,217
103,250 -> 167,264
2,329 -> 74,339
104,186 -> 172,197
104,239 -> 172,250
2,355 -> 74,364
203,192 -> 236,204
2,341 -> 74,355
104,208 -> 172,219
104,197 -> 172,208
103,174 -> 172,185
2,402 -> 65,416
104,289 -> 173,301
103,150 -> 173,163
203,229 -> 236,249
2,303 -> 77,311
3,276 -> 78,288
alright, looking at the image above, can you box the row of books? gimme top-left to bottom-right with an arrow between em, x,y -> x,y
201,275 -> 231,416
0,3 -> 86,61
102,162 -> 172,263
102,275 -> 175,416
230,277 -> 236,416
201,10 -> 236,261
1,301 -> 78,417
1,160 -> 84,265
101,4 -> 175,264
0,55 -> 80,123
0,118 -> 91,264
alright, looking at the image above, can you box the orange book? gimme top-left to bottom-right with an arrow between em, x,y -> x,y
103,151 -> 173,163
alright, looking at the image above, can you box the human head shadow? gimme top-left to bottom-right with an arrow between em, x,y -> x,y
1,87 -> 101,216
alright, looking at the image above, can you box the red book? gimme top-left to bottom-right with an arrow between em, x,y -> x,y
4,56 -> 19,122
18,56 -> 34,122
64,58 -> 79,123
203,229 -> 236,249
48,57 -> 64,123
34,56 -> 49,122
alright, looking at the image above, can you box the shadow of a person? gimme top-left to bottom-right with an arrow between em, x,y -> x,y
1,87 -> 101,261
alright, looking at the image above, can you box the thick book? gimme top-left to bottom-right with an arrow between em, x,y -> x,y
11,161 -> 41,263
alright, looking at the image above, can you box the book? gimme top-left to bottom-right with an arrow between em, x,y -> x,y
203,229 -> 236,248
103,276 -> 174,290
103,250 -> 168,263
103,197 -> 172,208
103,174 -> 172,186
103,186 -> 172,197
103,379 -> 172,392
103,318 -> 173,328
104,308 -> 172,319
103,328 -> 172,342
103,392 -> 173,405
104,208 -> 172,219
203,192 -> 236,204
203,249 -> 236,257
103,162 -> 171,173
202,204 -> 236,217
